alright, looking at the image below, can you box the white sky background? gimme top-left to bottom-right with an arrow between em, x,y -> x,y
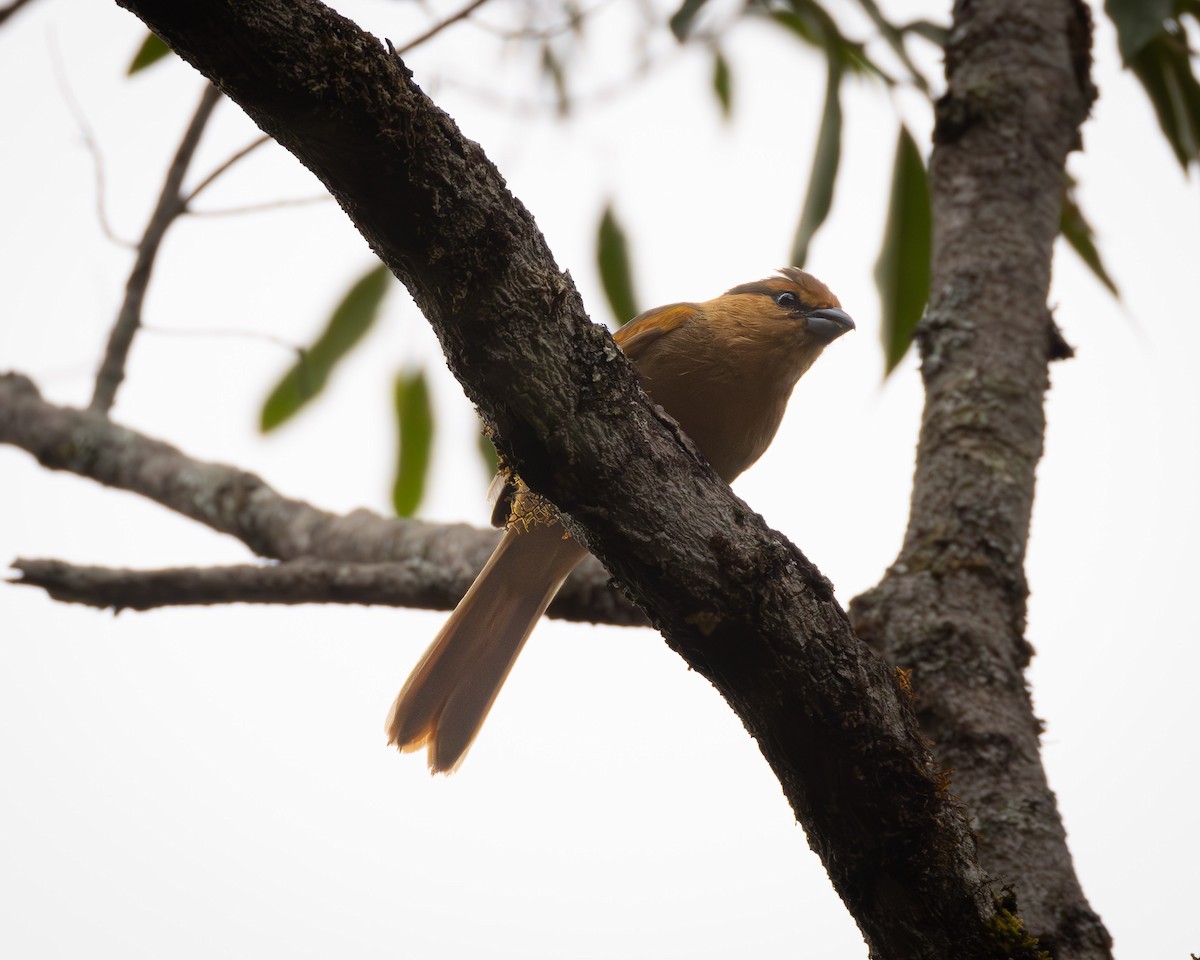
1,0 -> 1197,957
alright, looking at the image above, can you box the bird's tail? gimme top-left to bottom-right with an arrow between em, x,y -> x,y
385,520 -> 587,773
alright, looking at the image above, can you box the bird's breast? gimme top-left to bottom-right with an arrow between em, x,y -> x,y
634,351 -> 791,483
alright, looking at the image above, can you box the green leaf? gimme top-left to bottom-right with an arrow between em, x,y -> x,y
874,126 -> 931,376
1108,1 -> 1200,168
791,55 -> 843,267
853,0 -> 931,92
669,0 -> 712,41
597,204 -> 639,326
260,263 -> 391,432
391,370 -> 434,518
540,43 -> 570,117
1059,181 -> 1119,297
1128,26 -> 1200,168
712,48 -> 732,119
1105,0 -> 1175,62
770,4 -> 889,82
770,9 -> 821,47
127,32 -> 172,75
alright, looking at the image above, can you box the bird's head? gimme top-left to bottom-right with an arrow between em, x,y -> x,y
723,267 -> 856,347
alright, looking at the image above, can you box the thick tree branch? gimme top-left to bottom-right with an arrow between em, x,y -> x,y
101,1 -> 1039,955
90,83 -> 221,414
849,2 -> 1110,959
0,372 -> 638,625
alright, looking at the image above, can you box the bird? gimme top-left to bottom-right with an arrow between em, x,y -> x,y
385,267 -> 854,772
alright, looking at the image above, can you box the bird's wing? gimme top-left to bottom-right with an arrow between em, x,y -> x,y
612,302 -> 700,364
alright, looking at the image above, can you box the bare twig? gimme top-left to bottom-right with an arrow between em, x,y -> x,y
51,39 -> 132,248
0,0 -> 37,28
139,323 -> 301,352
182,133 -> 270,206
0,372 -> 637,625
186,194 -> 333,217
9,556 -> 645,625
470,0 -> 609,41
394,0 -> 491,55
89,82 -> 222,415
435,46 -> 670,117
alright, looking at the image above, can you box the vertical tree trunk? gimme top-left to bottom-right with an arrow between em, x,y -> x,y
850,3 -> 1111,958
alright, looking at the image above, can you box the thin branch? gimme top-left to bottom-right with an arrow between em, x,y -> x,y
394,0 -> 491,55
8,557 -> 646,625
0,372 -> 637,625
139,323 -> 301,352
186,194 -> 333,216
51,39 -> 132,248
182,133 -> 270,206
434,46 -> 671,118
0,0 -> 37,27
89,82 -> 222,415
470,0 -> 609,41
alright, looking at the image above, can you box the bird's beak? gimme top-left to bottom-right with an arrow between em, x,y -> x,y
805,307 -> 856,345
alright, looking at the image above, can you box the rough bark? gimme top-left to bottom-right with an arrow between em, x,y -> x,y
848,2 -> 1111,958
0,373 -> 638,625
98,0 -> 1041,955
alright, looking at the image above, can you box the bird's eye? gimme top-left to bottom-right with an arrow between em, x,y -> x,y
774,291 -> 799,309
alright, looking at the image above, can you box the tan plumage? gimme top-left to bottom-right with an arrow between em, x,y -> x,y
386,268 -> 854,772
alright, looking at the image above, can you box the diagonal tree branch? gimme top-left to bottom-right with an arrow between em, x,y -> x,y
90,82 -> 221,414
0,372 -> 637,624
104,1 -> 1040,955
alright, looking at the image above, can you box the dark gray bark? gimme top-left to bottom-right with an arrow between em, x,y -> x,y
101,0 -> 1039,955
849,2 -> 1111,958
